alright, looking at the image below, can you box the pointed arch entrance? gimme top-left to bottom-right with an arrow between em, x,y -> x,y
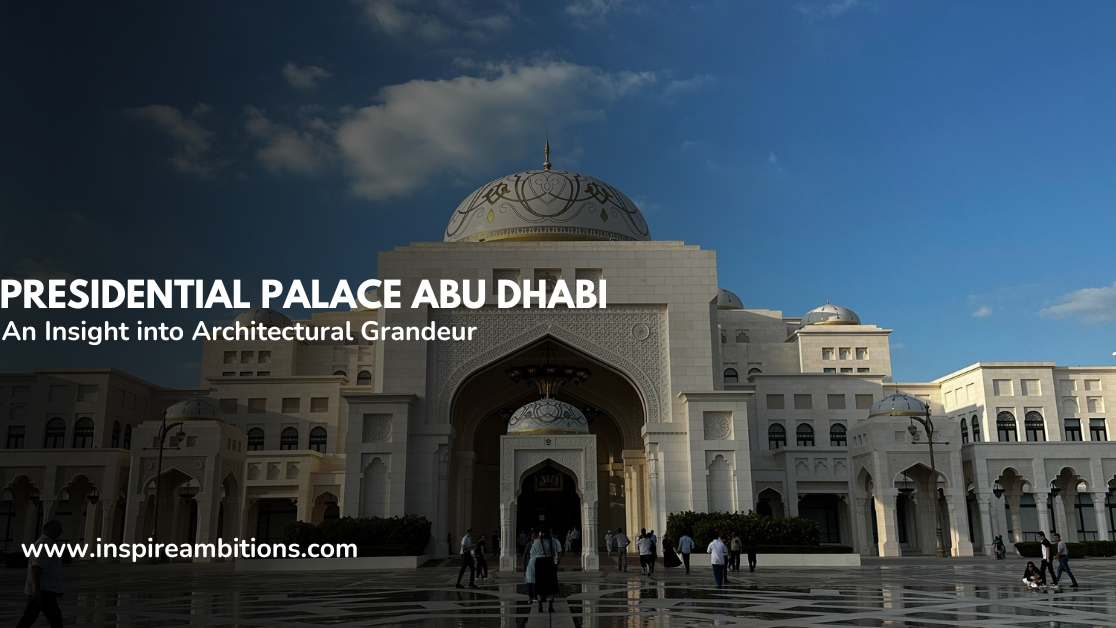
446,338 -> 645,568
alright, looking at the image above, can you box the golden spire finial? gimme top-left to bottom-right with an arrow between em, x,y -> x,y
543,138 -> 551,170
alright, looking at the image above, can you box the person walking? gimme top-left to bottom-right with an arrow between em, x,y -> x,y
565,530 -> 573,553
745,532 -> 758,573
708,531 -> 729,588
649,530 -> 658,574
614,527 -> 630,571
518,529 -> 528,554
456,528 -> 478,589
1037,532 -> 1059,588
522,530 -> 537,574
16,520 -> 64,628
572,527 -> 582,554
1052,533 -> 1079,587
474,533 -> 489,582
993,535 -> 1006,560
637,531 -> 653,575
605,530 -> 614,556
529,526 -> 560,613
663,535 -> 682,569
729,532 -> 742,572
677,531 -> 695,575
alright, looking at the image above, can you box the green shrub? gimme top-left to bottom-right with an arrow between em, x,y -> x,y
284,515 -> 432,555
1014,542 -> 1041,558
756,545 -> 853,554
1066,542 -> 1087,559
666,510 -> 821,550
1084,540 -> 1116,557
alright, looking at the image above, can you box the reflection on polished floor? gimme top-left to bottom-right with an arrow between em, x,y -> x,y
3,558 -> 1116,627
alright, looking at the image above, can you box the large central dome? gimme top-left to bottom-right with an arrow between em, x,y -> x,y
444,157 -> 650,243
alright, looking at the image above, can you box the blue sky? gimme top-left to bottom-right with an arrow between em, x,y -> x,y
1,1 -> 1115,386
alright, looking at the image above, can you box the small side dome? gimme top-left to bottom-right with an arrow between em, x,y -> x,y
507,398 -> 589,435
165,397 -> 225,422
717,288 -> 744,310
868,393 -> 927,418
801,301 -> 860,327
235,308 -> 293,328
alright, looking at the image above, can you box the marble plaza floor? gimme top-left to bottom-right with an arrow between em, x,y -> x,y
4,556 -> 1116,627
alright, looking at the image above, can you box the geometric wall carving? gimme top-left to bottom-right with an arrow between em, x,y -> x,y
362,415 -> 393,443
703,413 -> 731,440
433,306 -> 669,424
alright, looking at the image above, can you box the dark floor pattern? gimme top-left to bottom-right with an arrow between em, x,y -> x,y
3,557 -> 1116,627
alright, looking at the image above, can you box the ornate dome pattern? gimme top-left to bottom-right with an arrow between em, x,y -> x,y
506,398 -> 589,435
717,288 -> 744,310
165,397 -> 225,422
444,169 -> 651,243
235,308 -> 293,328
868,393 -> 928,418
801,302 -> 860,327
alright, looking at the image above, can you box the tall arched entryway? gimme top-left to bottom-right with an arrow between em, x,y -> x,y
517,464 -> 580,542
446,338 -> 647,564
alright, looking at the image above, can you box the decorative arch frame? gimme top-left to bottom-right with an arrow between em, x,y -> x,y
433,306 -> 669,426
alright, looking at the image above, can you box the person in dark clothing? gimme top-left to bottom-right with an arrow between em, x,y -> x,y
1022,561 -> 1045,590
1037,532 -> 1059,588
474,533 -> 489,581
745,534 -> 758,572
456,529 -> 477,589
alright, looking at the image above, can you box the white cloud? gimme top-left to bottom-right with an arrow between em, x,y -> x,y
796,0 -> 868,19
128,103 -> 216,176
13,258 -> 78,282
768,152 -> 784,173
244,106 -> 333,176
972,305 -> 993,318
359,0 -> 512,44
566,0 -> 625,21
663,74 -> 715,97
335,61 -> 656,199
1039,282 -> 1116,323
283,62 -> 332,89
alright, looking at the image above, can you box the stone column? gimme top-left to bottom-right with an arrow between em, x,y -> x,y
499,501 -> 515,572
1092,493 -> 1111,541
978,496 -> 995,556
82,501 -> 101,556
1008,493 -> 1024,543
582,499 -> 599,571
1036,493 -> 1052,538
874,488 -> 901,557
855,498 -> 871,556
1052,492 -> 1071,540
98,501 -> 116,562
945,492 -> 974,556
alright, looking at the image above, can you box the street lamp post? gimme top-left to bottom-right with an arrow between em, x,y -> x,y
907,405 -> 945,558
142,410 -> 186,557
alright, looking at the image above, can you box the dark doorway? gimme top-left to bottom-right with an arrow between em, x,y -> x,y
256,499 -> 297,542
517,465 -> 581,544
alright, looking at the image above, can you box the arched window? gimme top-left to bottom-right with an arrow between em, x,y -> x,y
736,331 -> 749,343
111,421 -> 121,448
768,424 -> 786,450
123,424 -> 132,449
796,424 -> 815,447
280,427 -> 299,450
247,428 -> 265,451
357,370 -> 372,385
723,368 -> 739,384
1024,411 -> 1046,442
748,368 -> 762,375
960,418 -> 969,444
309,427 -> 327,453
333,370 -> 347,377
44,418 -> 66,449
996,411 -> 1017,442
971,415 -> 980,443
72,418 -> 95,448
829,423 -> 847,446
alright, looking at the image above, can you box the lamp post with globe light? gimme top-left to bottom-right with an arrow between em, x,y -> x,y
869,393 -> 947,558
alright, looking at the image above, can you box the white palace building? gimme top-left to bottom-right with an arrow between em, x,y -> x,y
2,158 -> 1115,567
